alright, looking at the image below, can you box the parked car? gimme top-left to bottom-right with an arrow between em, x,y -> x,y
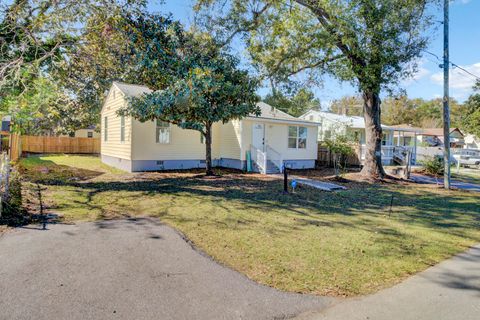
452,149 -> 480,167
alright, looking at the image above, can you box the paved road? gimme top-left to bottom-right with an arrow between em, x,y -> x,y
0,218 -> 334,320
296,244 -> 480,320
411,174 -> 480,192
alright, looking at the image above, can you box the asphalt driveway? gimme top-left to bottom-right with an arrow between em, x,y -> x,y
0,218 -> 334,320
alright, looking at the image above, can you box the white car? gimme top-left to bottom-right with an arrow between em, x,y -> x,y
452,149 -> 480,167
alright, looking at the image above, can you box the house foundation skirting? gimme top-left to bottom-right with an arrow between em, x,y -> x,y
102,154 -> 246,172
102,154 -> 133,172
283,160 -> 315,170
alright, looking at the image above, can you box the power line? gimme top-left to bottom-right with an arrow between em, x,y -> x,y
423,50 -> 480,81
450,62 -> 480,81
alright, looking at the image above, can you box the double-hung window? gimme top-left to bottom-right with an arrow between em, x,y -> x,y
288,126 -> 307,149
120,116 -> 125,142
156,120 -> 170,143
104,117 -> 108,141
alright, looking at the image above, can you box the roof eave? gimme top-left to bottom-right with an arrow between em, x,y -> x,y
245,116 -> 320,126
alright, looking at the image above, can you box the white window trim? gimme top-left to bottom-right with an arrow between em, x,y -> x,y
288,126 -> 308,149
104,116 -> 108,142
120,116 -> 126,143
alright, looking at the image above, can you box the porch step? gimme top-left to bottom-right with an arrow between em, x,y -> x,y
266,160 -> 280,174
252,160 -> 281,174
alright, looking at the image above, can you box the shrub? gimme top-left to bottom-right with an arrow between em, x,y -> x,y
325,136 -> 355,176
420,155 -> 444,176
0,172 -> 28,226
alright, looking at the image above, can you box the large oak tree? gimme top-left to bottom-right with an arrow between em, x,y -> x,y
196,0 -> 438,179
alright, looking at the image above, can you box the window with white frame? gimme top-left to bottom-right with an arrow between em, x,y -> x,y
156,120 -> 170,143
120,116 -> 125,142
104,116 -> 108,141
288,126 -> 307,149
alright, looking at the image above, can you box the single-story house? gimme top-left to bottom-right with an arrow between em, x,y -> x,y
59,126 -> 100,138
299,110 -> 421,165
74,126 -> 100,138
417,128 -> 464,148
100,82 -> 319,173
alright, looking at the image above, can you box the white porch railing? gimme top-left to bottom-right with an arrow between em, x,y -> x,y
250,145 -> 267,174
359,145 -> 395,160
266,145 -> 283,173
359,145 -> 415,161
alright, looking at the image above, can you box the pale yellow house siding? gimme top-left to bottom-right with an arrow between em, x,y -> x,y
100,87 -> 132,160
131,119 -> 206,160
217,120 -> 242,160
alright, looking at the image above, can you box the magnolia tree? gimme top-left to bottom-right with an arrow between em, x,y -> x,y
195,0 -> 438,179
118,14 -> 259,175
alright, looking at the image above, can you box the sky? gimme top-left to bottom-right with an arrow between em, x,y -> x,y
149,0 -> 480,106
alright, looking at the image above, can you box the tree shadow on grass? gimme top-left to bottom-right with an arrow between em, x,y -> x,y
34,172 -> 480,243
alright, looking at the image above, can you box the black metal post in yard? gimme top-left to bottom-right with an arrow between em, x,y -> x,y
283,166 -> 288,194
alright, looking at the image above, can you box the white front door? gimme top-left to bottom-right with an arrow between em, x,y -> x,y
252,123 -> 265,151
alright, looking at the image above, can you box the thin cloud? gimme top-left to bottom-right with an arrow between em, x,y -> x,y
431,62 -> 480,90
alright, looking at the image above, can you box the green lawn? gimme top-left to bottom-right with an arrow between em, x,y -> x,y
19,155 -> 480,296
452,167 -> 480,185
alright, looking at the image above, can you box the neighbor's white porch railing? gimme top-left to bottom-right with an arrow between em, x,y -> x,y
250,144 -> 267,174
359,145 -> 395,160
359,145 -> 417,159
266,145 -> 283,173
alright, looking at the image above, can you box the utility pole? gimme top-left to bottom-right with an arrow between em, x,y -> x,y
443,0 -> 451,189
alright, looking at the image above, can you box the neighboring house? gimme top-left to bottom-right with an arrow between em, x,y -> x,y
100,82 -> 319,173
300,110 -> 420,165
74,126 -> 100,139
464,134 -> 479,149
418,128 -> 465,148
59,126 -> 100,138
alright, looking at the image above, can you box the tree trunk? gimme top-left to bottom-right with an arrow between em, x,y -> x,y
361,91 -> 386,179
205,123 -> 214,176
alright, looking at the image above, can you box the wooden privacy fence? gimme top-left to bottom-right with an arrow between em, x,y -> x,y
317,144 -> 362,167
17,135 -> 100,155
9,133 -> 21,161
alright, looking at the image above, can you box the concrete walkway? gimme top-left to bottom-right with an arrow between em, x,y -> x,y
0,218 -> 334,320
411,174 -> 480,192
296,244 -> 480,320
273,174 -> 346,191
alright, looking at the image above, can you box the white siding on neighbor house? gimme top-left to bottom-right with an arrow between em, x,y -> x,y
100,87 -> 132,160
131,119 -> 206,161
241,119 -> 318,160
310,113 -> 347,141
